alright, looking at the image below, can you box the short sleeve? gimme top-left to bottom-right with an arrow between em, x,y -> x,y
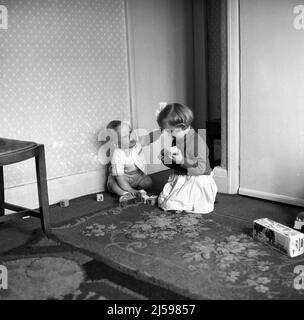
111,149 -> 126,176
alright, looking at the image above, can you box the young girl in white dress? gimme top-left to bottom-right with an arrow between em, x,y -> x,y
157,103 -> 218,214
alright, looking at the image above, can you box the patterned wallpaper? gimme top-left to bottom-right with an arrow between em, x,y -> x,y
0,0 -> 130,187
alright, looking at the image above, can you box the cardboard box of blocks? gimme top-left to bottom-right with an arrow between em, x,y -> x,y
253,218 -> 304,258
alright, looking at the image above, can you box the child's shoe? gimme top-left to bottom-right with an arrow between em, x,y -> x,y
119,193 -> 136,207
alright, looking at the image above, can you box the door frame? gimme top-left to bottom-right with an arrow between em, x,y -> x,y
213,0 -> 240,194
226,0 -> 240,194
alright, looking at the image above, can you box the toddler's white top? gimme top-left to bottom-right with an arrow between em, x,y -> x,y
111,143 -> 147,176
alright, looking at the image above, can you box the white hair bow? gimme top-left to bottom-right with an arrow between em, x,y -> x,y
155,102 -> 167,118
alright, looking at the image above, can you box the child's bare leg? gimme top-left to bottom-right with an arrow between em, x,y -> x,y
138,175 -> 152,190
108,175 -> 139,206
107,175 -> 127,196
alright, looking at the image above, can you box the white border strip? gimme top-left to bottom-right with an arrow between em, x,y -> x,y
4,169 -> 106,210
239,188 -> 304,208
4,166 -> 230,211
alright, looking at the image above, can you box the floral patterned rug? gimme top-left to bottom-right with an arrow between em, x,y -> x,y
53,203 -> 304,300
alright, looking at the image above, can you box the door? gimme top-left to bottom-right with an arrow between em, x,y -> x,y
239,0 -> 304,206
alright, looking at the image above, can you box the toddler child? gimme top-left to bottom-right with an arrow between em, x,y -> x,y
106,120 -> 161,205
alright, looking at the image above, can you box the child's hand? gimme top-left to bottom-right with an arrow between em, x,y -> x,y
170,148 -> 183,164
